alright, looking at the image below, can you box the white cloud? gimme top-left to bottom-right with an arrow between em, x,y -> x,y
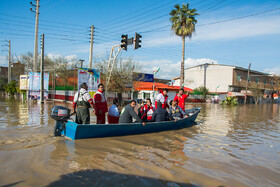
263,67 -> 280,75
47,53 -> 78,61
47,53 -> 62,59
140,57 -> 218,80
65,55 -> 78,61
142,15 -> 280,48
0,55 -> 7,67
194,15 -> 280,41
185,58 -> 218,68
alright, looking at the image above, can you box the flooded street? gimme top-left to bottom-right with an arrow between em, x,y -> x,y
0,96 -> 279,187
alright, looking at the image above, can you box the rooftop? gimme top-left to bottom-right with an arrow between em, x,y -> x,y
134,81 -> 193,92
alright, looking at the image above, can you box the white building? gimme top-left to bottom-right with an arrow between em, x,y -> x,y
173,63 -> 273,97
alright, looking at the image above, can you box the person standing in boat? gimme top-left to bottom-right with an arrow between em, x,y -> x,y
73,83 -> 95,124
119,100 -> 146,126
139,98 -> 155,121
174,88 -> 189,112
108,98 -> 120,124
155,88 -> 169,109
93,84 -> 108,124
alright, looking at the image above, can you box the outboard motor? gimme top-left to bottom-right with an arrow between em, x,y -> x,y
51,106 -> 71,136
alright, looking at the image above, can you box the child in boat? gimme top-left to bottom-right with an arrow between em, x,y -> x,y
169,100 -> 188,120
151,101 -> 173,122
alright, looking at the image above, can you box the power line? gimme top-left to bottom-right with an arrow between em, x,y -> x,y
0,13 -> 88,29
0,18 -> 88,34
199,0 -> 226,14
40,0 -> 65,13
137,6 -> 280,33
97,0 -> 177,28
199,7 -> 280,27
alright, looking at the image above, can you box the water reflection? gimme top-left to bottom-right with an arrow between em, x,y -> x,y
19,101 -> 29,125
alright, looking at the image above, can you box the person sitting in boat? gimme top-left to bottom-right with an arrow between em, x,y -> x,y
119,100 -> 146,126
108,98 -> 120,124
93,84 -> 108,124
151,101 -> 173,122
137,100 -> 145,119
155,88 -> 169,109
73,83 -> 95,124
169,100 -> 188,120
139,98 -> 155,122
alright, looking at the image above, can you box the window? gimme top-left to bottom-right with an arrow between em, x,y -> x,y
248,76 -> 251,82
237,74 -> 241,81
255,78 -> 259,83
144,93 -> 150,99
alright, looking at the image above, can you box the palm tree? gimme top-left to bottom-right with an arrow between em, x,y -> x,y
170,3 -> 198,88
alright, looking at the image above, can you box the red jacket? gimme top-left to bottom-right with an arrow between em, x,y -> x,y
140,104 -> 155,120
174,93 -> 188,111
93,90 -> 108,114
155,92 -> 169,109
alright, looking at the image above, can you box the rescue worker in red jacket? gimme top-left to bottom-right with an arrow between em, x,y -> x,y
139,98 -> 155,121
174,88 -> 189,112
93,84 -> 108,124
155,88 -> 169,109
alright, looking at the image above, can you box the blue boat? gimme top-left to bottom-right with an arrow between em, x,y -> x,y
51,107 -> 201,140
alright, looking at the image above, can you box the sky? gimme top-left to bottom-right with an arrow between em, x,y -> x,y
0,0 -> 280,80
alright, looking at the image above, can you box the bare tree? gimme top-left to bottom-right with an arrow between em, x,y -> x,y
249,85 -> 264,104
94,55 -> 142,104
271,74 -> 280,93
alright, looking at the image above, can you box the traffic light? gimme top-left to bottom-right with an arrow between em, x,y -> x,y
134,32 -> 142,49
121,34 -> 128,51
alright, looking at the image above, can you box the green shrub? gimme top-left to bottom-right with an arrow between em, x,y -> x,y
4,81 -> 18,96
221,96 -> 238,105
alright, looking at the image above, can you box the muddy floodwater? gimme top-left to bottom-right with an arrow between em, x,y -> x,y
0,96 -> 279,187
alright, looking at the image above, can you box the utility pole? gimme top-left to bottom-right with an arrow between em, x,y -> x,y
89,25 -> 94,68
40,34 -> 44,103
244,63 -> 251,104
30,0 -> 40,72
8,40 -> 11,83
79,59 -> 84,68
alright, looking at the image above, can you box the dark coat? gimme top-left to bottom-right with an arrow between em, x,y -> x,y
151,107 -> 173,122
119,104 -> 142,123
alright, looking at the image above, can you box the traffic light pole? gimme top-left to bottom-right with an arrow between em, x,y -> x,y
105,33 -> 142,98
105,44 -> 122,98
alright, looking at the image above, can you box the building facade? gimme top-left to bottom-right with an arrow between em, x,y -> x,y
173,63 -> 273,97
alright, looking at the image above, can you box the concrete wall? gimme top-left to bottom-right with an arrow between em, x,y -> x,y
174,64 -> 234,93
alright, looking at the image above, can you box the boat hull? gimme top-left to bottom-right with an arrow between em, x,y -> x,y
60,107 -> 200,140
